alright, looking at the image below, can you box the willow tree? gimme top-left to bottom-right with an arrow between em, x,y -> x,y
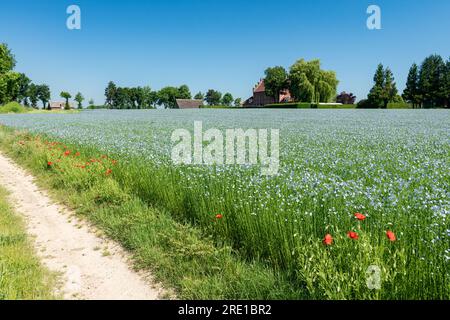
288,59 -> 338,103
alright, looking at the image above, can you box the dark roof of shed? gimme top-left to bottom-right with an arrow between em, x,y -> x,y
176,99 -> 203,109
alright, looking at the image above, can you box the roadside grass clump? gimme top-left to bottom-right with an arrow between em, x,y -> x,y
0,185 -> 55,300
0,109 -> 448,299
0,102 -> 31,114
0,102 -> 80,115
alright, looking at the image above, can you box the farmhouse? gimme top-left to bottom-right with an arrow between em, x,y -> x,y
243,79 -> 292,107
50,101 -> 73,110
176,99 -> 203,109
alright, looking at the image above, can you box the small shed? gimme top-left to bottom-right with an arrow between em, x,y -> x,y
175,99 -> 203,109
50,101 -> 73,110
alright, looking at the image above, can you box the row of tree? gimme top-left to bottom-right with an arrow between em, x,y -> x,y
59,91 -> 87,109
403,55 -> 449,108
104,82 -> 241,109
361,54 -> 449,108
0,43 -> 51,108
264,59 -> 339,104
196,90 -> 241,107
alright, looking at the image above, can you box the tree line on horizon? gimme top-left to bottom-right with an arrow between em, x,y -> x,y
103,81 -> 241,109
359,54 -> 449,108
2,42 -> 448,110
264,56 -> 449,108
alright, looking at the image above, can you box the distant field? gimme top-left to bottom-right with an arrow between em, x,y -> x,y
0,109 -> 448,299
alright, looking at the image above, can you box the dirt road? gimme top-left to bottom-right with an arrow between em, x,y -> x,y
0,152 -> 163,300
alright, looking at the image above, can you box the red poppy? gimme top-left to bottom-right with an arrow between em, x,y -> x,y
105,169 -> 112,176
347,231 -> 359,240
64,150 -> 71,156
386,230 -> 396,242
323,234 -> 333,246
47,161 -> 53,166
75,152 -> 80,157
215,214 -> 223,219
354,212 -> 366,221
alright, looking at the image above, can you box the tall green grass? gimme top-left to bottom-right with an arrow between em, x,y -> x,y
0,185 -> 55,300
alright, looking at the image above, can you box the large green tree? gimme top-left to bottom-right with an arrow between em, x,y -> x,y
194,92 -> 204,100
105,81 -> 117,108
0,72 -> 21,105
17,73 -> 31,105
60,91 -> 72,109
222,92 -> 233,106
156,85 -> 191,109
289,73 -> 314,102
288,59 -> 338,103
141,86 -> 156,109
74,92 -> 84,109
205,89 -> 222,106
157,86 -> 180,109
27,83 -> 39,108
0,43 -> 16,75
418,54 -> 446,107
383,68 -> 398,108
37,84 -> 50,109
367,64 -> 398,108
264,66 -> 288,103
129,87 -> 141,108
403,63 -> 420,108
114,87 -> 127,109
178,85 -> 192,99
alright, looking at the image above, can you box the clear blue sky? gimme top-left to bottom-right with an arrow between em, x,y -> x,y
1,0 -> 449,104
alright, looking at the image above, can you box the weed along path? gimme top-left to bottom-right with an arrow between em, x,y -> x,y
0,151 -> 163,300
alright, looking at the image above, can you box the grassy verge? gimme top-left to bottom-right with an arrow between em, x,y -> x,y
258,103 -> 356,109
200,105 -> 236,109
0,185 -> 54,300
0,127 -> 299,299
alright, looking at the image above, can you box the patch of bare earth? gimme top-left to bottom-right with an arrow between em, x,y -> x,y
0,152 -> 164,300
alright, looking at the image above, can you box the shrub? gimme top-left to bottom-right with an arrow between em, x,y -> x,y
0,102 -> 30,113
263,102 -> 311,109
387,102 -> 412,109
336,92 -> 356,104
317,104 -> 355,109
356,99 -> 377,109
87,105 -> 107,109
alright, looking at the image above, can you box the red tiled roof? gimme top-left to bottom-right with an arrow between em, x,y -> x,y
254,80 -> 266,93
